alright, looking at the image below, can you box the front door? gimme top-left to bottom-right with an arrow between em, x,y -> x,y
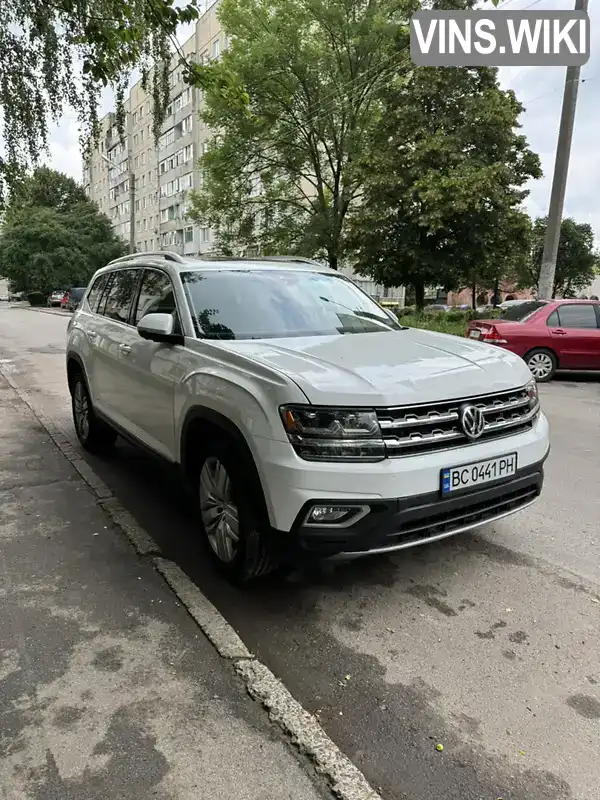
117,267 -> 186,461
547,303 -> 600,369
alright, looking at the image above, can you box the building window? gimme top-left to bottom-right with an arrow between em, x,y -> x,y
212,39 -> 220,59
181,115 -> 193,134
200,227 -> 211,243
184,226 -> 194,243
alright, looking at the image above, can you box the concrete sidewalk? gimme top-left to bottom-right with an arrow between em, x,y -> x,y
0,376 -> 329,800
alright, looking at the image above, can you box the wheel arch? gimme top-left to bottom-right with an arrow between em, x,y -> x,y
180,406 -> 270,524
523,345 -> 559,367
66,351 -> 89,394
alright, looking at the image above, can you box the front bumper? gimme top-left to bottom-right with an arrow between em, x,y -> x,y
269,453 -> 547,561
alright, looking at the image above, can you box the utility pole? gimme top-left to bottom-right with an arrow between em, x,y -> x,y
537,0 -> 588,300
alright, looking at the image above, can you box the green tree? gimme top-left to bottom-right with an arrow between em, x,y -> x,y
347,64 -> 541,309
518,217 -> 600,298
0,0 -> 205,205
0,169 -> 126,295
188,0 -> 416,269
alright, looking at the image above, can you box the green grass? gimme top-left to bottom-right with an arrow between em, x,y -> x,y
400,314 -> 468,338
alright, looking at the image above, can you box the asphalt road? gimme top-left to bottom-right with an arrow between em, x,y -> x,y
1,305 -> 599,800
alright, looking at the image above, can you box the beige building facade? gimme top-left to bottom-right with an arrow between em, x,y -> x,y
83,1 -> 224,255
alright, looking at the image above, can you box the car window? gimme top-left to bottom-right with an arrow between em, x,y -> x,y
86,274 -> 109,313
181,268 -> 402,340
500,301 -> 547,321
100,269 -> 139,323
133,269 -> 181,332
555,304 -> 598,330
546,310 -> 559,327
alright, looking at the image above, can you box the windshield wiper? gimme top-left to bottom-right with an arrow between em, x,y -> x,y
318,296 -> 405,331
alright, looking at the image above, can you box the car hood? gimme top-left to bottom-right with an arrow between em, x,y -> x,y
217,328 -> 531,406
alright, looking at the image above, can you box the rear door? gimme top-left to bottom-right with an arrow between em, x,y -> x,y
547,303 -> 600,369
92,268 -> 141,422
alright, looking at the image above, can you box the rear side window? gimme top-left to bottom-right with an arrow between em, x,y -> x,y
86,275 -> 109,313
99,269 -> 139,324
554,304 -> 598,330
500,301 -> 548,322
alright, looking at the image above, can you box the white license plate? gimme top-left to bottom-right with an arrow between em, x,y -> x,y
468,329 -> 482,339
441,453 -> 517,495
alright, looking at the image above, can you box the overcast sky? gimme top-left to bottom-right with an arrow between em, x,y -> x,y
23,0 -> 600,243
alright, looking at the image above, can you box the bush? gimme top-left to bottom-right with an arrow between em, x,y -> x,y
446,310 -> 469,323
27,291 -> 47,306
396,305 -> 416,318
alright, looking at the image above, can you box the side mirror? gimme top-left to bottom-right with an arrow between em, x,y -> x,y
137,313 -> 184,345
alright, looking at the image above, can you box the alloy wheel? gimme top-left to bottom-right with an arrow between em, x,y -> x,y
73,381 -> 90,440
199,456 -> 240,563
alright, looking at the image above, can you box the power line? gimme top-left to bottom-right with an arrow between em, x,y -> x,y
522,74 -> 595,106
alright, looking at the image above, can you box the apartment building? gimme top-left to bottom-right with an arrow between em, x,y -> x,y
83,1 -> 223,254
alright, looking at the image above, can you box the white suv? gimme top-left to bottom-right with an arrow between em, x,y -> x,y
66,253 -> 550,582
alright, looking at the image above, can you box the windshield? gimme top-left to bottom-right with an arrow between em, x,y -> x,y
500,301 -> 548,322
181,269 -> 402,340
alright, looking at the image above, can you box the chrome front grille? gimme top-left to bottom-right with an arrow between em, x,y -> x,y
377,387 -> 537,457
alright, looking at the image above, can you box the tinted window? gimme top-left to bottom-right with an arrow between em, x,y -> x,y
500,301 -> 548,322
546,310 -> 559,327
134,269 -> 180,330
556,304 -> 598,330
100,269 -> 139,323
181,269 -> 402,340
86,275 -> 109,313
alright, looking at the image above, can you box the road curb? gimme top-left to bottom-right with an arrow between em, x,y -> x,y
0,363 -> 384,800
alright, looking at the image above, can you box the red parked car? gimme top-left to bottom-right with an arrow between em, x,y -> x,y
466,299 -> 600,382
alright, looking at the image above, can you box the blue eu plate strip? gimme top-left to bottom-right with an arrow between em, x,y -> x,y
441,469 -> 451,494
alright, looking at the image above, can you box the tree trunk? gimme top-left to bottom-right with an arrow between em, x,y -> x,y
328,252 -> 338,270
471,283 -> 477,309
492,277 -> 499,307
414,280 -> 425,311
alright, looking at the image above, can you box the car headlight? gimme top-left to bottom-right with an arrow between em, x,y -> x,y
525,380 -> 540,413
280,405 -> 385,462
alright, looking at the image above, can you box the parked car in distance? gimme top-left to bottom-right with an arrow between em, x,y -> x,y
466,299 -> 600,382
64,287 -> 85,311
66,252 -> 549,583
48,290 -> 66,307
424,303 -> 448,313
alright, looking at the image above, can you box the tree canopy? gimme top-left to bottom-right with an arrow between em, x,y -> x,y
347,63 -> 541,308
0,168 -> 126,295
188,0 -> 417,269
517,217 -> 600,298
0,0 -> 204,207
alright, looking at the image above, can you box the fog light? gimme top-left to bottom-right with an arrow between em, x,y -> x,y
305,504 -> 370,527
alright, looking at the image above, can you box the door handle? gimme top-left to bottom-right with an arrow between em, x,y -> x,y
119,344 -> 132,354
88,330 -> 97,340
552,329 -> 567,335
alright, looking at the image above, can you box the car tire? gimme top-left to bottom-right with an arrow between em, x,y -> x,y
196,440 -> 277,584
71,371 -> 117,454
525,348 -> 557,382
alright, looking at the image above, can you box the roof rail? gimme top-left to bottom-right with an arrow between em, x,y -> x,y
107,251 -> 187,266
255,255 -> 324,267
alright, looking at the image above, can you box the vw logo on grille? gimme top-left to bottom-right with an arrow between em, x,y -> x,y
459,404 -> 486,440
